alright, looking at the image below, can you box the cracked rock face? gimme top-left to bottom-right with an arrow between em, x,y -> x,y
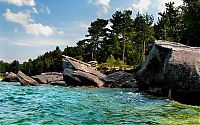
62,55 -> 105,87
137,40 -> 200,105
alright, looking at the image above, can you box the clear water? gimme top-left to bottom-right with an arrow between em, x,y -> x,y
0,82 -> 199,125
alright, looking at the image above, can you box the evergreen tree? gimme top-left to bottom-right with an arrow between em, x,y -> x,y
134,13 -> 155,61
10,60 -> 19,73
110,10 -> 134,63
154,2 -> 182,42
181,0 -> 200,46
86,19 -> 108,60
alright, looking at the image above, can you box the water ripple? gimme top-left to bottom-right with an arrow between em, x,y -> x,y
0,82 -> 199,125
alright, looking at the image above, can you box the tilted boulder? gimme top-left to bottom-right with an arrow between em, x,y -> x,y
17,71 -> 40,86
137,40 -> 200,105
62,55 -> 106,87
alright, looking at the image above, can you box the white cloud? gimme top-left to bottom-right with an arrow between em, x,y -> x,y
3,9 -> 32,25
79,22 -> 89,29
24,23 -> 54,36
0,37 -> 7,41
157,0 -> 183,12
14,39 -> 67,46
45,7 -> 51,15
0,0 -> 35,6
130,0 -> 151,13
58,30 -> 64,35
14,27 -> 18,33
106,21 -> 112,30
40,6 -> 51,15
89,0 -> 110,14
32,7 -> 38,14
3,9 -> 54,36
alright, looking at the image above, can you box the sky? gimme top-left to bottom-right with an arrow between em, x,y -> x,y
0,0 -> 183,63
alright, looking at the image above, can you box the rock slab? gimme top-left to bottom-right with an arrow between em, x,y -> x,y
137,40 -> 200,105
103,71 -> 137,88
17,71 -> 40,86
32,72 -> 63,84
63,55 -> 105,87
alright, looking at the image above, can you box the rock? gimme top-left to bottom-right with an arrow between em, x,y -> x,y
32,72 -> 63,84
137,40 -> 200,105
17,71 -> 40,86
63,55 -> 106,87
2,72 -> 18,82
103,71 -> 137,88
74,70 -> 105,87
87,61 -> 98,67
50,81 -> 67,86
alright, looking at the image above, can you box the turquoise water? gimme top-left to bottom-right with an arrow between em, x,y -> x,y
0,82 -> 199,125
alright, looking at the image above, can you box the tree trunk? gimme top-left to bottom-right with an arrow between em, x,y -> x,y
143,40 -> 146,61
122,41 -> 125,63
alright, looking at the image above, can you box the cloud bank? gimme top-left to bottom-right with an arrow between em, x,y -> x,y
3,9 -> 54,36
89,0 -> 110,14
131,0 -> 151,13
0,0 -> 35,7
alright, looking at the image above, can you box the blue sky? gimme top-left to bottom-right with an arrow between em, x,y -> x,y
0,0 -> 183,63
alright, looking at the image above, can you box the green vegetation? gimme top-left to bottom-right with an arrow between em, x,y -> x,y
1,0 -> 200,74
97,55 -> 133,71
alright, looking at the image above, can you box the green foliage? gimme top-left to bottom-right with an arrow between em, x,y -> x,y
63,10 -> 155,68
20,46 -> 63,75
0,61 -> 10,73
106,55 -> 116,66
98,55 -> 132,70
10,60 -> 19,74
155,2 -> 182,42
181,0 -> 200,46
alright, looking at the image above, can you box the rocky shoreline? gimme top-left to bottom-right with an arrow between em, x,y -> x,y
136,40 -> 200,105
1,40 -> 200,105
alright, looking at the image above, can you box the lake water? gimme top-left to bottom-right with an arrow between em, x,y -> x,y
0,82 -> 199,125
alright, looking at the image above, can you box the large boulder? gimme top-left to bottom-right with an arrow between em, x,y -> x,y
137,40 -> 200,105
17,71 -> 40,86
103,71 -> 137,88
2,72 -> 18,82
63,55 -> 106,87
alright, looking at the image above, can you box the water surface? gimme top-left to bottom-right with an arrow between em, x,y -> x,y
0,82 -> 199,125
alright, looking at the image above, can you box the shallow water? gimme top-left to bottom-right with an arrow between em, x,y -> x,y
0,82 -> 199,125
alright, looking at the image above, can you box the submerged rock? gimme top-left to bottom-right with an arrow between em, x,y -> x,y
50,80 -> 67,86
17,71 -> 40,86
62,55 -> 106,87
137,40 -> 200,105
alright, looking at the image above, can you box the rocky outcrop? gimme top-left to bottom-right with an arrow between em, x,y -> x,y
63,55 -> 106,87
17,71 -> 40,86
31,72 -> 66,86
137,40 -> 200,105
2,72 -> 18,82
103,71 -> 137,88
31,72 -> 63,84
